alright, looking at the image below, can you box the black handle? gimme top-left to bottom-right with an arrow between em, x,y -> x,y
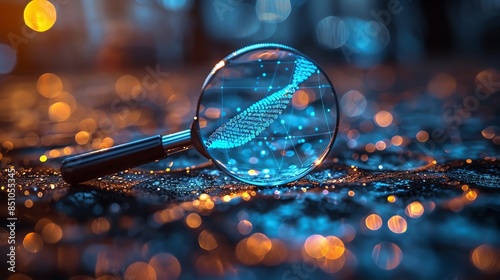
61,135 -> 167,184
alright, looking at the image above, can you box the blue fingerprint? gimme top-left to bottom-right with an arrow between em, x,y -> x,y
205,57 -> 317,149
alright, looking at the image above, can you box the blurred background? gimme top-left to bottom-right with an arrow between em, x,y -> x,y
1,1 -> 500,280
1,0 -> 500,73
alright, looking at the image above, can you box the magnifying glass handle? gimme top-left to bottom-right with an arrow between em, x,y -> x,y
61,130 -> 192,185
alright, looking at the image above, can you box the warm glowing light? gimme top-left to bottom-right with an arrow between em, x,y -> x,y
481,126 -> 496,139
199,194 -> 210,201
317,254 -> 345,273
124,262 -> 156,280
149,253 -> 181,280
375,141 -> 387,151
372,242 -> 403,270
41,222 -> 63,243
37,73 -> 63,98
248,169 -> 258,176
115,75 -> 142,100
247,233 -> 272,256
324,236 -> 345,260
391,135 -> 403,146
374,111 -> 393,127
39,155 -> 47,162
387,215 -> 407,234
465,190 -> 478,201
91,217 -> 110,234
102,137 -> 114,148
292,90 -> 310,110
262,239 -> 288,266
405,201 -> 424,218
49,102 -> 71,122
198,230 -> 218,251
304,234 -> 329,258
428,72 -> 457,98
25,199 -> 34,208
365,143 -> 376,153
24,0 -> 57,32
471,245 -> 498,273
185,213 -> 202,228
348,190 -> 355,197
238,220 -> 253,235
365,214 -> 383,231
222,195 -> 231,202
2,141 -> 14,150
387,195 -> 396,203
75,131 -> 90,145
416,131 -> 429,142
23,232 -> 44,253
466,158 -> 472,164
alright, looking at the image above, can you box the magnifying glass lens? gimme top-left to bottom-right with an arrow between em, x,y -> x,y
61,44 -> 339,187
195,44 -> 339,186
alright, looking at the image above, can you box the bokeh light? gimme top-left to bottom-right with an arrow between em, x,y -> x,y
48,102 -> 71,122
37,73 -> 63,98
387,215 -> 407,234
374,110 -> 393,127
316,16 -> 349,49
23,232 -> 44,253
255,0 -> 291,23
341,90 -> 367,117
372,242 -> 403,270
149,253 -> 181,279
124,262 -> 156,280
365,214 -> 383,231
471,245 -> 499,273
24,0 -> 57,32
405,201 -> 424,218
0,44 -> 17,74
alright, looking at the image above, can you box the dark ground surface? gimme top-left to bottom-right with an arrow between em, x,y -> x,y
1,61 -> 499,279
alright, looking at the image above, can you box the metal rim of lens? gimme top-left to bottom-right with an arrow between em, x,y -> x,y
194,43 -> 340,186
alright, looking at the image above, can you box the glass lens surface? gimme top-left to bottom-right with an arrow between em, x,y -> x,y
196,44 -> 339,186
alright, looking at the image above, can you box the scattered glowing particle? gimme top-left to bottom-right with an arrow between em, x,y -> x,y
375,141 -> 386,151
432,160 -> 437,165
115,74 -> 142,100
304,234 -> 329,258
75,131 -> 90,145
465,190 -> 477,201
198,230 -> 218,251
248,169 -> 258,176
391,135 -> 403,146
378,165 -> 383,170
25,199 -> 34,208
387,195 -> 396,203
222,195 -> 231,202
2,141 -> 14,150
124,262 -> 156,280
185,213 -> 202,228
416,130 -> 429,142
462,184 -> 470,191
348,190 -> 355,197
387,215 -> 407,234
481,126 -> 496,139
365,214 -> 383,231
41,222 -> 63,243
48,102 -> 71,122
372,242 -> 403,270
37,73 -> 62,98
471,245 -> 498,272
466,159 -> 472,164
23,232 -> 44,253
405,201 -> 424,218
247,233 -> 272,256
324,236 -> 345,260
238,220 -> 253,235
149,253 -> 181,280
374,111 -> 393,127
39,155 -> 48,162
199,194 -> 210,201
24,0 -> 57,32
91,217 -> 110,234
365,143 -> 376,153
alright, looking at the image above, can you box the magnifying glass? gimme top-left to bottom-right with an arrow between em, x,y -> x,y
61,43 -> 340,186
